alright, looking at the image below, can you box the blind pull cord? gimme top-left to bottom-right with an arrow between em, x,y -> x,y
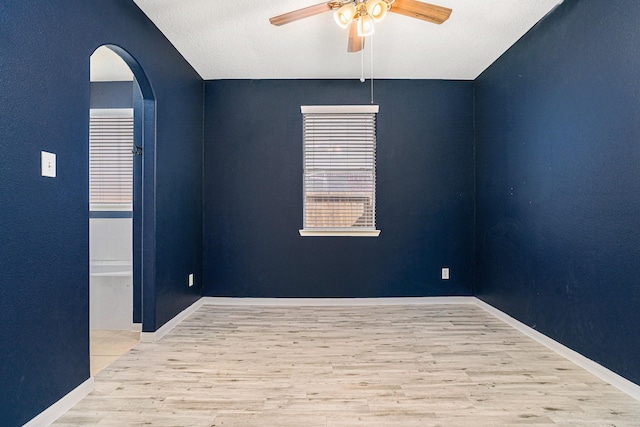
359,35 -> 375,104
370,34 -> 374,104
360,44 -> 365,83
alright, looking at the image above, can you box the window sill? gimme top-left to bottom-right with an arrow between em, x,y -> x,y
299,229 -> 381,237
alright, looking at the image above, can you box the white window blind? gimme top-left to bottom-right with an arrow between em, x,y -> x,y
300,105 -> 380,237
89,109 -> 134,208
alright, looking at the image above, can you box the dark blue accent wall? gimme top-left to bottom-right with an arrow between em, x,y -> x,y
0,1 -> 203,425
90,81 -> 133,109
475,0 -> 640,384
203,80 -> 474,297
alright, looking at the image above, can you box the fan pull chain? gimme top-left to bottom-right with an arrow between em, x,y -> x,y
370,34 -> 374,104
360,45 -> 365,83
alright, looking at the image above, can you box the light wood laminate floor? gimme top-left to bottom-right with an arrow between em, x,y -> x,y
91,330 -> 140,377
56,304 -> 640,426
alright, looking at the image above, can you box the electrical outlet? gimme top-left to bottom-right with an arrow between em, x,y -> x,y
442,267 -> 450,280
188,273 -> 194,287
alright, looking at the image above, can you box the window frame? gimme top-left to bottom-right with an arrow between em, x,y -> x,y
89,108 -> 134,212
299,105 -> 381,237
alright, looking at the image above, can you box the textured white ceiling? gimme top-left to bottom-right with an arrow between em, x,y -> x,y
132,0 -> 563,80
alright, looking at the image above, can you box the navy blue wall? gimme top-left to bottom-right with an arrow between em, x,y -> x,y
203,80 -> 474,297
90,81 -> 133,109
475,0 -> 640,384
0,1 -> 203,424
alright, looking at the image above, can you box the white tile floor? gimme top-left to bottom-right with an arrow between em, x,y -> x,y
90,329 -> 140,377
57,304 -> 640,426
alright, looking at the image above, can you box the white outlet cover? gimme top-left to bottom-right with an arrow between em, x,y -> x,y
41,151 -> 56,178
442,268 -> 450,280
188,273 -> 194,287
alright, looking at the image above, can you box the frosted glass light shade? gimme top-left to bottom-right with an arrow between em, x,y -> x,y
366,0 -> 388,22
357,14 -> 374,36
334,3 -> 357,28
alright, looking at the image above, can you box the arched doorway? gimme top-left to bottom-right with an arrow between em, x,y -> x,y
88,45 -> 156,375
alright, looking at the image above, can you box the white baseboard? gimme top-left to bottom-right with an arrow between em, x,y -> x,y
24,377 -> 94,427
140,298 -> 204,343
202,296 -> 476,306
474,298 -> 640,402
131,322 -> 142,332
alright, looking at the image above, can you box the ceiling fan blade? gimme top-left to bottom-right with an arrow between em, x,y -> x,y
347,20 -> 365,52
389,0 -> 452,24
269,2 -> 332,26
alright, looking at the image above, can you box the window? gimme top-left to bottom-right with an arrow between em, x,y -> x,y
300,105 -> 380,237
89,109 -> 134,210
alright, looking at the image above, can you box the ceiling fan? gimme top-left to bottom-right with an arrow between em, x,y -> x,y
269,0 -> 452,53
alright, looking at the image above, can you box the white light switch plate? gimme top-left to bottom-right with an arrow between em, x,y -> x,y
188,273 -> 194,287
41,151 -> 56,177
442,267 -> 450,280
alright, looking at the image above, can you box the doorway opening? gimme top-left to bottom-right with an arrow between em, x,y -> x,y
88,45 -> 156,375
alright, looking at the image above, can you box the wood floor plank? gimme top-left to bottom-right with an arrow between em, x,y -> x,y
55,304 -> 640,425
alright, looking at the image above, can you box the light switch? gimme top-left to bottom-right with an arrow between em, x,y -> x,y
41,151 -> 56,178
442,267 -> 450,280
188,273 -> 194,287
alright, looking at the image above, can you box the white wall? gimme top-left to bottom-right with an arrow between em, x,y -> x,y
89,218 -> 133,330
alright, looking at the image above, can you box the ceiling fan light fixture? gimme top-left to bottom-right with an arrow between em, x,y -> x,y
334,2 -> 357,28
269,0 -> 452,53
366,0 -> 388,22
357,13 -> 375,37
